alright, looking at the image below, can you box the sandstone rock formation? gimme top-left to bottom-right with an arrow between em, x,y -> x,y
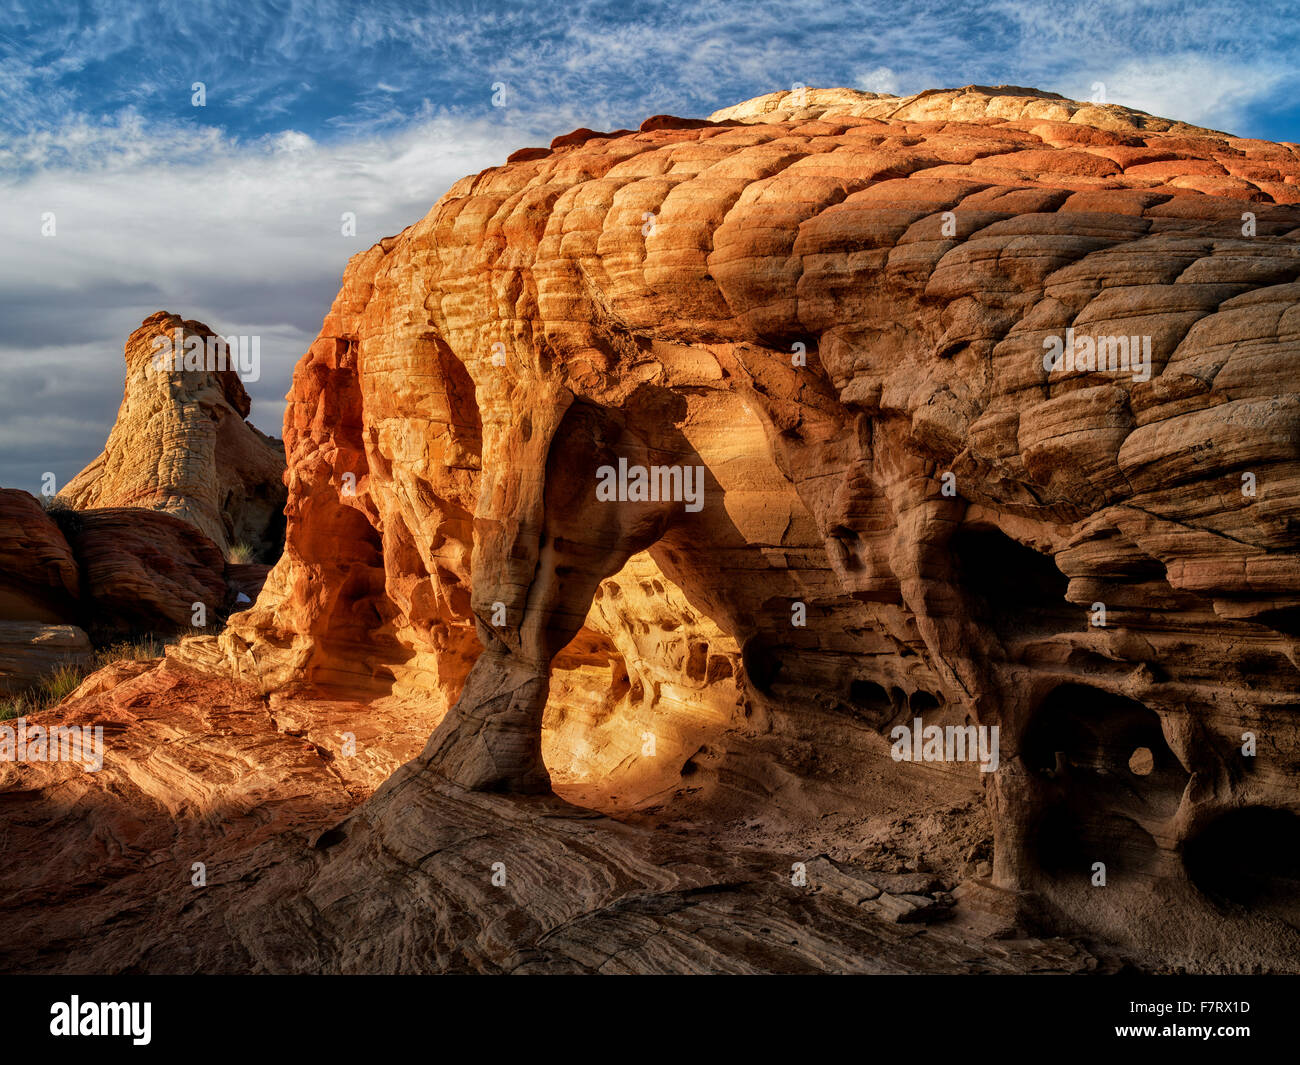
5,86 -> 1300,973
0,488 -> 258,652
60,312 -> 287,560
220,83 -> 1300,968
65,508 -> 229,632
0,489 -> 81,624
0,310 -> 286,670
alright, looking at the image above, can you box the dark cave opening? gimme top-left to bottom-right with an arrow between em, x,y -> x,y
951,527 -> 1074,641
1255,606 -> 1300,638
848,678 -> 890,712
1022,684 -> 1182,785
741,635 -> 782,695
842,678 -> 898,728
1183,807 -> 1300,921
1024,683 -> 1186,880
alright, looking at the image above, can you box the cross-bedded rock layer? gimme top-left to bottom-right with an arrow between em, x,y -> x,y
204,86 -> 1300,966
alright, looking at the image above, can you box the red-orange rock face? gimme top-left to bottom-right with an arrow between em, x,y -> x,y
213,86 -> 1300,965
67,509 -> 229,632
0,489 -> 80,623
0,488 -> 233,640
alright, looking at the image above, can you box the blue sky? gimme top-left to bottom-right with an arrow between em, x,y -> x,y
2,0 -> 1299,494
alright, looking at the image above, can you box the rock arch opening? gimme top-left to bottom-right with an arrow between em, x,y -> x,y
1023,683 -> 1186,880
541,551 -> 741,811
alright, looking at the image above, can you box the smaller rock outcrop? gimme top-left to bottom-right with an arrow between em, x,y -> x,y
0,488 -> 266,651
65,509 -> 229,633
0,490 -> 81,623
59,312 -> 287,560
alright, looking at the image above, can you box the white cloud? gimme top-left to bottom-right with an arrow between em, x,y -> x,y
1074,56 -> 1288,133
273,130 -> 316,153
2,0 -> 1298,497
856,67 -> 900,96
0,108 -> 562,493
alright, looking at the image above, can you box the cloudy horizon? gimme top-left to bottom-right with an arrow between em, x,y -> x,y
3,0 -> 1298,495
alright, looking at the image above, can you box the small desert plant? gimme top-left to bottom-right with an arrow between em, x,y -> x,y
93,636 -> 168,665
0,693 -> 29,721
41,495 -> 85,537
42,663 -> 85,704
226,540 -> 255,564
1,664 -> 84,718
0,634 -> 175,720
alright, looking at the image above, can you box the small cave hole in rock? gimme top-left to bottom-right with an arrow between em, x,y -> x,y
1128,747 -> 1154,776
909,690 -> 941,714
1024,684 -> 1186,878
828,525 -> 863,571
685,640 -> 709,682
1023,684 -> 1179,785
1255,606 -> 1300,638
705,654 -> 733,684
844,679 -> 893,726
951,527 -> 1073,641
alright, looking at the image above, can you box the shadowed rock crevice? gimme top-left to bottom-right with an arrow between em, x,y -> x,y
1183,807 -> 1300,925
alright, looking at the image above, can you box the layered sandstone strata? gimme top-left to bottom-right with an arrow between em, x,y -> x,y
212,85 -> 1300,967
6,86 -> 1300,972
0,488 -> 264,653
0,489 -> 81,624
60,312 -> 287,560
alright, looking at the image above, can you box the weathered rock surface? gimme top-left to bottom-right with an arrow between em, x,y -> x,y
219,83 -> 1300,968
66,508 -> 230,633
59,311 -> 287,560
0,652 -> 1108,974
0,487 -> 238,639
5,85 -> 1300,973
0,489 -> 81,623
